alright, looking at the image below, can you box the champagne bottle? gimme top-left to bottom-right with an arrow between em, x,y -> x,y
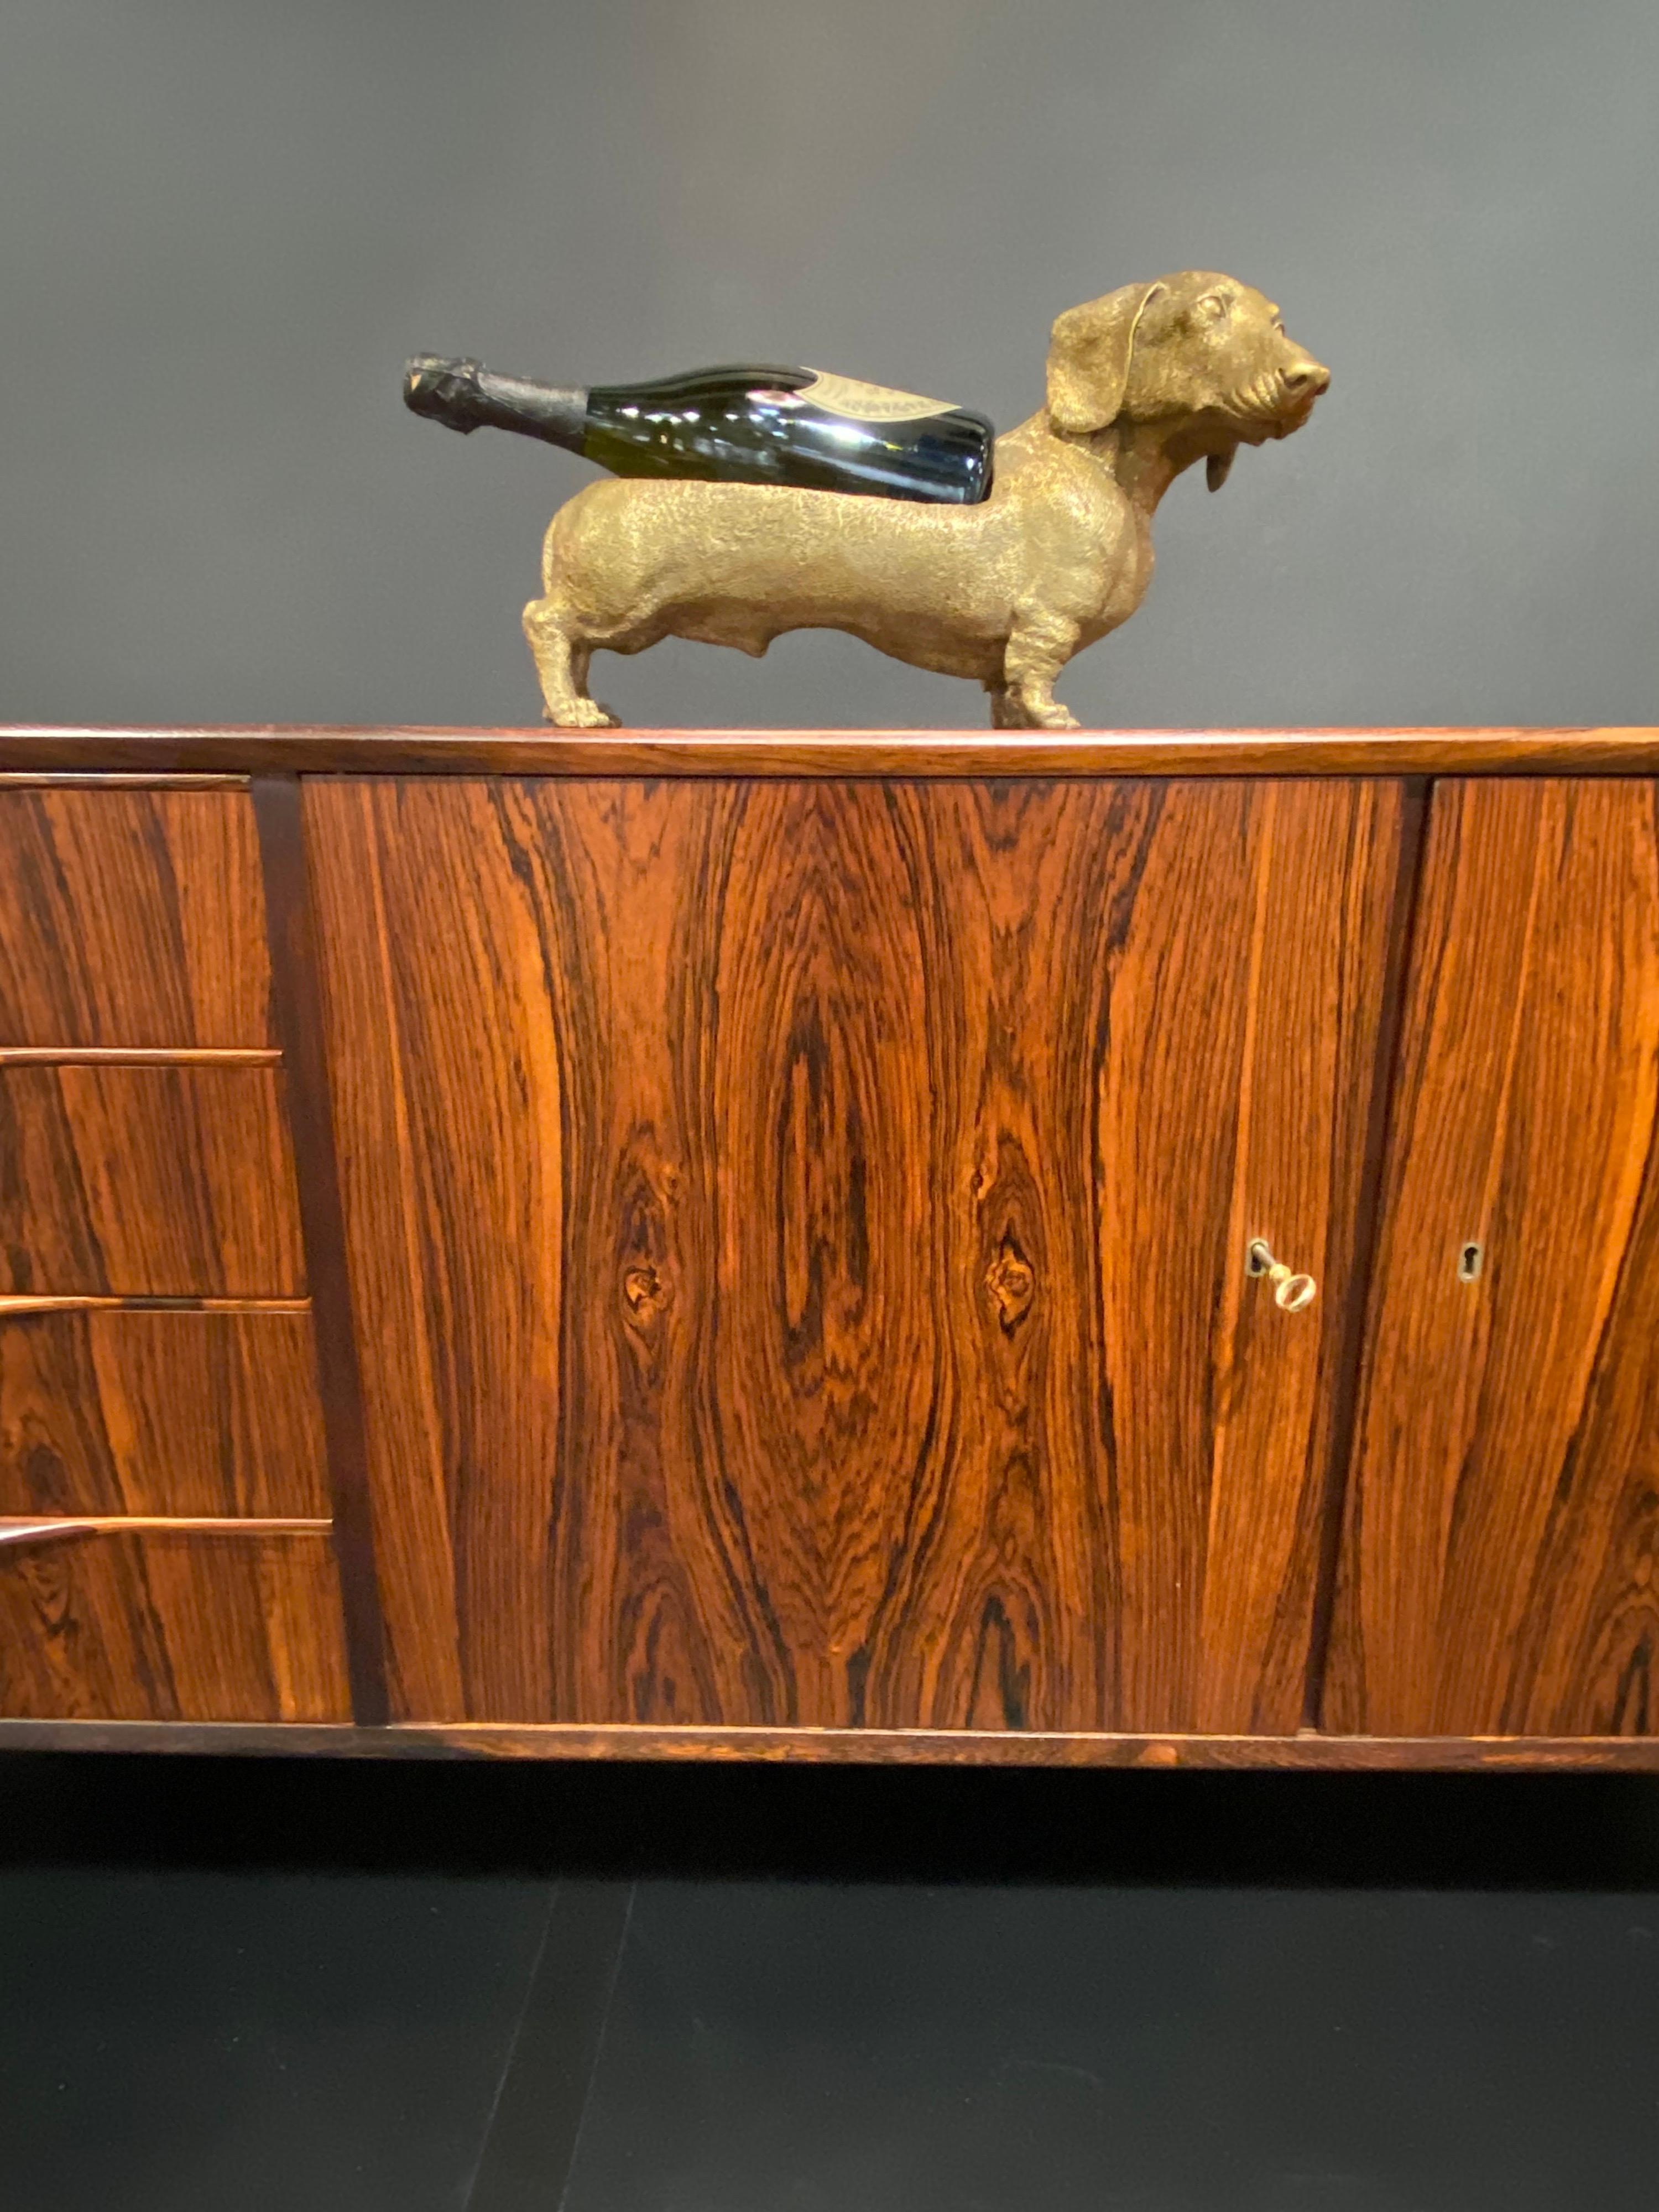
403,356 -> 995,505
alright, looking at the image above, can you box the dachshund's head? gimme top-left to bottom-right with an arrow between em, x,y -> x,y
1047,272 -> 1328,488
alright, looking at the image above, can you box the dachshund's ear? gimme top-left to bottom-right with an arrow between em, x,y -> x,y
1207,446 -> 1236,492
1046,281 -> 1165,435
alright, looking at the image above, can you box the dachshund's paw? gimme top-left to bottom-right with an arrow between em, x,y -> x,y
545,698 -> 619,729
992,686 -> 1082,732
1009,701 -> 1082,732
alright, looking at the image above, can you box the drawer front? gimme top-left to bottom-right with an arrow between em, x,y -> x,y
0,1308 -> 327,1518
0,1527 -> 350,1721
0,1065 -> 305,1296
0,786 -> 274,1048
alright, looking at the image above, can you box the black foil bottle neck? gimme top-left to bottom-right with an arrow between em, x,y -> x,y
403,357 -> 589,452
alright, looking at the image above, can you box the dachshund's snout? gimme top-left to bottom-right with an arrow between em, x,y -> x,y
1282,355 -> 1331,400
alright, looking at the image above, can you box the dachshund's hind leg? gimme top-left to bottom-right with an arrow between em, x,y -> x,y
986,684 -> 1029,731
523,596 -> 617,728
1000,613 -> 1083,731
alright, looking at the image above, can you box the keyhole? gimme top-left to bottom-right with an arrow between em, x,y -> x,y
1458,1241 -> 1484,1282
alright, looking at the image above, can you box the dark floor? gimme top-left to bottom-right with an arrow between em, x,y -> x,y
3,1760 -> 1658,2212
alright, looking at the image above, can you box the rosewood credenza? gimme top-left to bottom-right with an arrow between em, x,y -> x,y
3,727 -> 1657,1771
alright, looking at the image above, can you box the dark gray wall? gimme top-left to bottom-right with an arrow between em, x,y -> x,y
3,0 -> 1656,731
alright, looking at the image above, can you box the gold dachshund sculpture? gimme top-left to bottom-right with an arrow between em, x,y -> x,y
522,272 -> 1329,729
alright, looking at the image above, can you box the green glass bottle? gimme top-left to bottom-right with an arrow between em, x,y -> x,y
404,355 -> 994,505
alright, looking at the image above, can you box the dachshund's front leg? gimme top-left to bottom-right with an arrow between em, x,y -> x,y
999,612 -> 1083,731
523,595 -> 619,728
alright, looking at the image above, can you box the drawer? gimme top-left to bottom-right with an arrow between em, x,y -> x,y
0,1307 -> 327,1517
0,1065 -> 305,1295
0,786 -> 273,1047
0,1525 -> 350,1721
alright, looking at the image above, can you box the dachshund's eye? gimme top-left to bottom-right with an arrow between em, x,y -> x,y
1194,294 -> 1228,322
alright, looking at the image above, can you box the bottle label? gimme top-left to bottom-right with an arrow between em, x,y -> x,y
796,369 -> 954,422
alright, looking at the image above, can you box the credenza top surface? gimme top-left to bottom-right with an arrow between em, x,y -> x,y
3,726 -> 1659,779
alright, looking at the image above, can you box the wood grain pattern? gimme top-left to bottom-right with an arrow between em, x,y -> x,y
0,787 -> 273,1046
305,778 -> 569,1723
2,1717 -> 1657,1770
1327,779 -> 1659,1736
0,1526 -> 350,1720
3,727 -> 1659,779
0,1065 -> 306,1296
0,1308 -> 328,1517
1299,779 -> 1431,1724
307,776 -> 1403,1732
250,774 -> 389,1726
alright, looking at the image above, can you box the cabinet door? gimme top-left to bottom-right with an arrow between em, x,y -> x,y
308,777 -> 1407,1733
1327,779 -> 1659,1738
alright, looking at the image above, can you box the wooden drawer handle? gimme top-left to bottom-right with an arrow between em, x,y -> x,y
0,1516 -> 330,1553
0,1296 -> 310,1316
1247,1239 -> 1317,1312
